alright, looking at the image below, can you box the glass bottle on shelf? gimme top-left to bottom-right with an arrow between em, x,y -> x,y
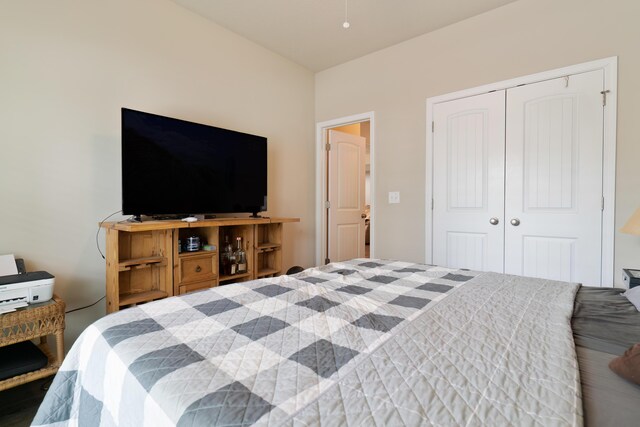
235,237 -> 247,274
229,250 -> 237,275
221,235 -> 233,275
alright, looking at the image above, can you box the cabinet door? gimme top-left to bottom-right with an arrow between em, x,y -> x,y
432,91 -> 506,272
504,70 -> 604,284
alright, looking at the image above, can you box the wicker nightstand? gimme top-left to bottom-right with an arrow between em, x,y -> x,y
0,295 -> 65,391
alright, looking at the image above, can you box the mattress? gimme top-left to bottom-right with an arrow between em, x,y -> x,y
32,259 -> 582,426
572,286 -> 640,427
572,286 -> 640,354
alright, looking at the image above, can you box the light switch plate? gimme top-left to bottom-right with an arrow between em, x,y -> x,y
388,191 -> 400,204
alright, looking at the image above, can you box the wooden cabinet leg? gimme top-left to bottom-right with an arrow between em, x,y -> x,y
55,331 -> 64,367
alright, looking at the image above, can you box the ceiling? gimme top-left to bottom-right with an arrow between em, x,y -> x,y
172,0 -> 519,71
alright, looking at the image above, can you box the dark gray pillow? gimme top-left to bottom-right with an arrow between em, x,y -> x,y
623,286 -> 640,311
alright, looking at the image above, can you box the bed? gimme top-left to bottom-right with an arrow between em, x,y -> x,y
571,287 -> 640,426
31,259 -> 639,426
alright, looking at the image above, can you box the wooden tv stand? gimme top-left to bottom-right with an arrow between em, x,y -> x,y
101,217 -> 299,313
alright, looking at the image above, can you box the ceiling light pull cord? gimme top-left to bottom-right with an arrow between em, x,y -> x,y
343,0 -> 350,29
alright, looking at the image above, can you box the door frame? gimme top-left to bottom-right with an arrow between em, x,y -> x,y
316,112 -> 375,266
425,57 -> 617,286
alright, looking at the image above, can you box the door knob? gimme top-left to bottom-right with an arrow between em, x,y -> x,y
510,218 -> 520,226
489,217 -> 499,225
361,213 -> 367,219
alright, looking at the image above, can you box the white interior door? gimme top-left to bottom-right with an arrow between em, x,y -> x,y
432,91 -> 506,272
328,130 -> 366,262
504,70 -> 604,284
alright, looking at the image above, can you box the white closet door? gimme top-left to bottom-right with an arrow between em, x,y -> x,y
504,70 -> 604,284
432,91 -> 506,272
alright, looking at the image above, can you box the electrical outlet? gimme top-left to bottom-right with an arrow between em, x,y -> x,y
388,191 -> 400,204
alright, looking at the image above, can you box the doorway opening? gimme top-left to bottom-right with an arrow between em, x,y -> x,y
315,112 -> 375,266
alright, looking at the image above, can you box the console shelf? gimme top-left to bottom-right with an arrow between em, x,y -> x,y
119,290 -> 168,307
102,217 -> 299,313
256,268 -> 279,278
256,243 -> 281,251
118,256 -> 166,272
219,272 -> 252,282
254,223 -> 283,278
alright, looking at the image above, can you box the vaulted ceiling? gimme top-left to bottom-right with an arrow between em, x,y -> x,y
172,0 -> 518,71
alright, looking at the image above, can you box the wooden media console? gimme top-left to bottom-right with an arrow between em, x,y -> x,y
101,217 -> 299,313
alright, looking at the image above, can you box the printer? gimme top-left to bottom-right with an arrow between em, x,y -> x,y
0,258 -> 54,313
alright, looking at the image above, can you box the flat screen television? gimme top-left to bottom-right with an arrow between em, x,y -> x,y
122,108 -> 267,218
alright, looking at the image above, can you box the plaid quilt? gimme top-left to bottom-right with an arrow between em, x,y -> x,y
32,259 -> 582,426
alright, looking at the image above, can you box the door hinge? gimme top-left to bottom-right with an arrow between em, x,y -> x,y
431,198 -> 434,210
601,90 -> 610,106
325,142 -> 331,151
324,200 -> 330,209
325,258 -> 330,265
601,196 -> 605,211
431,121 -> 435,133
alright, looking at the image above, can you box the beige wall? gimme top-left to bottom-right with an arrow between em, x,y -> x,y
316,0 -> 640,286
0,0 -> 315,345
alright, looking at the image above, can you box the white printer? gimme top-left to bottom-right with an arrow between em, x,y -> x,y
0,270 -> 55,314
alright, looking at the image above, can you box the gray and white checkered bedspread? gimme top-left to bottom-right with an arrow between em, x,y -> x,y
33,259 -> 582,426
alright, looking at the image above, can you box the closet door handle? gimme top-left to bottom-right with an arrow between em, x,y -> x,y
510,218 -> 521,226
489,217 -> 499,225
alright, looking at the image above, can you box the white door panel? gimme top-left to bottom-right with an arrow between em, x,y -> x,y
433,91 -> 506,272
328,130 -> 366,262
505,70 -> 604,284
446,232 -> 488,271
521,236 -> 576,282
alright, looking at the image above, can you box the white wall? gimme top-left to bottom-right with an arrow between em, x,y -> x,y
0,0 -> 315,345
315,0 -> 640,286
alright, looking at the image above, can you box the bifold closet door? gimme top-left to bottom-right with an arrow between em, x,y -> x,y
504,70 -> 604,284
432,91 -> 506,272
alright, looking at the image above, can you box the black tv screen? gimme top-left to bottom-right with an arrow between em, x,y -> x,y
122,108 -> 267,216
